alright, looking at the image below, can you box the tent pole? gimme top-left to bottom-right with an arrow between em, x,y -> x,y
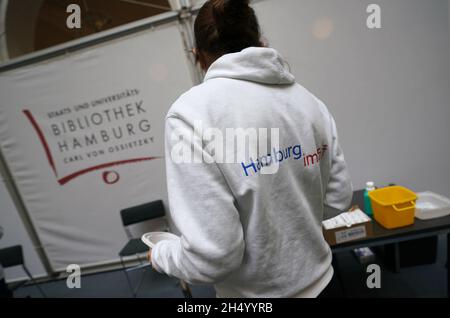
0,0 -> 9,62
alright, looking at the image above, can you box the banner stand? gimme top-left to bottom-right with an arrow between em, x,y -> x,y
0,4 -> 207,279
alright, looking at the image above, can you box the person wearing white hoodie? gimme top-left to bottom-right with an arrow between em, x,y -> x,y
150,0 -> 352,298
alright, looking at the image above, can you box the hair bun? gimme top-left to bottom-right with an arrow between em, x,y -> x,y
212,0 -> 250,14
195,0 -> 261,54
212,0 -> 252,37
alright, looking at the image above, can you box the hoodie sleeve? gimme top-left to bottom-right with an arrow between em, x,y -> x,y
323,113 -> 353,211
151,115 -> 245,284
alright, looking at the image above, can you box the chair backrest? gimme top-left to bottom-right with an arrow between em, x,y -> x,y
120,200 -> 166,227
0,245 -> 24,268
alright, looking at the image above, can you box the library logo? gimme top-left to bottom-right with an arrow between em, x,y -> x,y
23,89 -> 160,186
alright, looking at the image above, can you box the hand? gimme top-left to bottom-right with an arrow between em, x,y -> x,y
147,248 -> 152,264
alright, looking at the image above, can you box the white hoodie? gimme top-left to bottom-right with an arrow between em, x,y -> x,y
152,47 -> 352,298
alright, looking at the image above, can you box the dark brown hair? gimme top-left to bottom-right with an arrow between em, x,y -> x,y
194,0 -> 263,55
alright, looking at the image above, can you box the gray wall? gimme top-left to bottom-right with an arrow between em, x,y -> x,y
254,0 -> 450,195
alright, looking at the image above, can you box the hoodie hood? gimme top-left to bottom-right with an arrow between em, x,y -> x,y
203,47 -> 296,85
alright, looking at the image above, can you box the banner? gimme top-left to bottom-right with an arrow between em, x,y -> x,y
0,22 -> 194,271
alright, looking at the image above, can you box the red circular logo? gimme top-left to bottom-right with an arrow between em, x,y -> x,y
102,171 -> 120,184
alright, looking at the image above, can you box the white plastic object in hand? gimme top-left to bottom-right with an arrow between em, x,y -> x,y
141,232 -> 179,248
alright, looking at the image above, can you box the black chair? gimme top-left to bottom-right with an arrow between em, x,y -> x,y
0,245 -> 46,297
119,200 -> 192,298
